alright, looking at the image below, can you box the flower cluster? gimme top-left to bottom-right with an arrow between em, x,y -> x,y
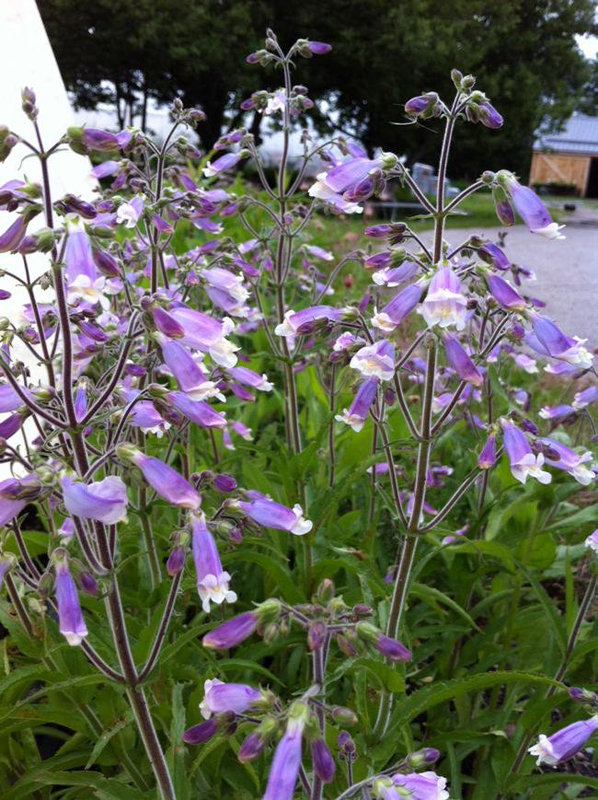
0,28 -> 595,800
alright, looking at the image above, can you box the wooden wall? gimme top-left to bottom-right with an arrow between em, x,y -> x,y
530,152 -> 591,196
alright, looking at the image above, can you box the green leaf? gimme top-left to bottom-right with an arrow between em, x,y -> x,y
327,656 -> 405,693
390,671 -> 562,728
85,711 -> 135,770
411,583 -> 482,632
224,550 -> 304,603
515,562 -> 567,654
509,772 -> 598,792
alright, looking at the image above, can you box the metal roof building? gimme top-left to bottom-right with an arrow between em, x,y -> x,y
530,114 -> 598,197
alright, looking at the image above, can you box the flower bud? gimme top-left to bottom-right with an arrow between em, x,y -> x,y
315,578 -> 335,603
21,87 -> 38,121
311,737 -> 336,783
79,571 -> 99,596
166,544 -> 186,576
331,706 -> 359,726
308,620 -> 327,651
213,473 -> 237,493
238,716 -> 279,762
406,747 -> 441,767
569,687 -> 597,705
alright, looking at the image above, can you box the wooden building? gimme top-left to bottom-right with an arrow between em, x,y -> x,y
530,114 -> 598,197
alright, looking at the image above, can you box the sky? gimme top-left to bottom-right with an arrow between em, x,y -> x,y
577,33 -> 598,59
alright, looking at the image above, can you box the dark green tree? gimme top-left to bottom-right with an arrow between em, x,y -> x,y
38,0 -> 596,178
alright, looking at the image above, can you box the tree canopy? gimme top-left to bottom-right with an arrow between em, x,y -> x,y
38,0 -> 597,179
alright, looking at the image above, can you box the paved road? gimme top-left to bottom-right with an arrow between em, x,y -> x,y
424,225 -> 598,347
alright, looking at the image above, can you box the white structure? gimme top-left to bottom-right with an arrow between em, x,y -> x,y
0,0 -> 96,475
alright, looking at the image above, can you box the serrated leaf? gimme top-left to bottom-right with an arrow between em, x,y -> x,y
390,671 -> 562,729
85,711 -> 135,770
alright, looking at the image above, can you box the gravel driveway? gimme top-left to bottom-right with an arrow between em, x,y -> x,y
423,225 -> 598,347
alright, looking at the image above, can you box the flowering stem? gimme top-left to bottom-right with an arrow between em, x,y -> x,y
311,647 -> 326,800
138,571 -> 183,681
444,179 -> 485,213
507,573 -> 597,784
373,343 -> 437,738
328,363 -> 337,488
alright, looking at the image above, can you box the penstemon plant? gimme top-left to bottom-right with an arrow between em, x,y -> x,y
0,27 -> 597,800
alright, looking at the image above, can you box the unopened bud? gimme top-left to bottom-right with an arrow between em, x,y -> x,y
315,578 -> 335,603
308,620 -> 327,651
331,706 -> 359,726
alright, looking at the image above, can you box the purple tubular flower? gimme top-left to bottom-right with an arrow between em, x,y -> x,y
487,274 -> 526,311
335,377 -> 378,432
479,242 -> 509,270
502,174 -> 564,239
182,718 -> 218,744
238,730 -> 267,762
191,514 -> 237,613
64,229 -> 97,283
350,340 -> 395,381
540,438 -> 595,485
227,366 -> 273,392
0,478 -> 32,526
573,386 -> 598,409
170,304 -> 238,367
169,392 -> 227,429
263,712 -> 306,800
477,435 -> 497,469
479,102 -> 503,129
275,305 -> 345,338
364,251 -> 392,269
91,160 -> 119,179
158,337 -> 214,399
322,157 -> 382,194
373,634 -> 412,662
365,224 -> 393,238
80,571 -> 98,596
392,771 -> 450,799
0,411 -> 27,440
501,419 -> 551,485
526,316 -> 593,369
308,41 -> 332,54
443,335 -> 483,386
152,307 -> 185,339
203,152 -> 243,178
166,545 -> 185,576
60,475 -> 128,524
93,247 -> 120,278
55,558 -> 88,646
539,404 -> 575,421
129,451 -> 201,509
495,198 -> 515,226
202,611 -> 258,650
0,215 -> 28,253
529,716 -> 598,765
311,738 -> 336,783
421,267 -> 467,330
82,129 -> 120,152
74,380 -> 87,422
0,384 -> 29,412
372,261 -> 419,287
214,474 -> 237,492
372,283 -> 424,333
201,678 -> 261,717
237,498 -> 312,535
405,96 -> 430,114
305,244 -> 333,261
129,401 -> 169,436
